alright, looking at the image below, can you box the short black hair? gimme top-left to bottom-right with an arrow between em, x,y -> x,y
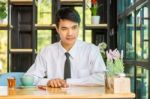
55,7 -> 81,27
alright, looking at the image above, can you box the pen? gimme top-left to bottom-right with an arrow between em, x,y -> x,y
37,85 -> 46,90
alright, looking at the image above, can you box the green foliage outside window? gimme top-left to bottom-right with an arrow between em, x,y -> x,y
37,0 -> 52,52
0,0 -> 7,20
0,30 -> 7,73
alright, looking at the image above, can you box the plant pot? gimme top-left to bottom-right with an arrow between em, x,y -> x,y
105,76 -> 114,93
105,75 -> 131,93
91,16 -> 100,24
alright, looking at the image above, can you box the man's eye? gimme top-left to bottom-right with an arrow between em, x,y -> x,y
61,28 -> 67,30
72,26 -> 77,30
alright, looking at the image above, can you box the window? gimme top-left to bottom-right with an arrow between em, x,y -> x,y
117,0 -> 150,99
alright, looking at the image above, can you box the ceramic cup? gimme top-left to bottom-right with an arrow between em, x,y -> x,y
20,75 -> 34,86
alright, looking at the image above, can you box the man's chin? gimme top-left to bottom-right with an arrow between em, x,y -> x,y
66,42 -> 75,45
66,39 -> 76,45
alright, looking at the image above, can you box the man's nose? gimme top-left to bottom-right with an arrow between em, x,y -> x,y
67,29 -> 73,35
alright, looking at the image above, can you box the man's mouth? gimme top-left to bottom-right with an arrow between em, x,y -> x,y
66,38 -> 74,40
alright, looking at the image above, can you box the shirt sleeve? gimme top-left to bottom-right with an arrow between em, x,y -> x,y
67,46 -> 106,86
67,72 -> 105,86
25,52 -> 49,86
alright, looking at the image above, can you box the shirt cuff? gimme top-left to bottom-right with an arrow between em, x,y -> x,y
36,78 -> 49,86
66,78 -> 85,86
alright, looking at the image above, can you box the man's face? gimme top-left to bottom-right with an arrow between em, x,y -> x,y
56,19 -> 79,47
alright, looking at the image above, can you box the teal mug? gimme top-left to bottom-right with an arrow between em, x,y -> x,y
21,75 -> 34,86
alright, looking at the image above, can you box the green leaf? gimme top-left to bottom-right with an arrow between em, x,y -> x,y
0,11 -> 7,20
0,2 -> 7,19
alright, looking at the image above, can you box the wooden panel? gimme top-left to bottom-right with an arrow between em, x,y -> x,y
85,24 -> 108,30
35,24 -> 56,30
11,53 -> 32,72
0,24 -> 13,30
10,5 -> 34,72
60,0 -> 83,6
11,6 -> 33,48
10,49 -> 33,53
10,0 -> 32,5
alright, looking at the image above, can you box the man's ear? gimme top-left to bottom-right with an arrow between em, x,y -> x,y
55,26 -> 59,34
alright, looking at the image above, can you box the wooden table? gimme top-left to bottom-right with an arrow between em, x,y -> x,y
0,86 -> 135,99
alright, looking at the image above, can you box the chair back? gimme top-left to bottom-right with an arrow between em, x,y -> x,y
0,72 -> 24,86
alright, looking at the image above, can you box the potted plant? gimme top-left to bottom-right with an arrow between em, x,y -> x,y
0,0 -> 7,23
99,43 -> 125,76
105,49 -> 131,93
88,0 -> 102,24
99,43 -> 130,93
106,49 -> 124,77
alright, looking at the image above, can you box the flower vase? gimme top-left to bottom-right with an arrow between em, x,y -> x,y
105,74 -> 131,93
91,16 -> 100,24
105,74 -> 114,93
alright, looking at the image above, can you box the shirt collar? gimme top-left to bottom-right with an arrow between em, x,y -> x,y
58,41 -> 66,57
58,40 -> 79,59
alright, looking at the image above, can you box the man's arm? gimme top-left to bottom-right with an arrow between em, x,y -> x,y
66,72 -> 105,86
25,51 -> 68,87
25,53 -> 49,86
67,46 -> 106,86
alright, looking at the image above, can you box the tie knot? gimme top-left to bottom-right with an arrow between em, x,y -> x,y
65,52 -> 70,58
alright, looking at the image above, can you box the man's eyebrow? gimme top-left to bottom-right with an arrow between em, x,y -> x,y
61,26 -> 67,28
60,24 -> 78,28
72,24 -> 78,27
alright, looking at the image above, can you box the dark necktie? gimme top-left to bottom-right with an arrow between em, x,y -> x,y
64,52 -> 71,80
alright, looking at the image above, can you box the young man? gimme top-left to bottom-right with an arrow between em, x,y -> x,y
25,7 -> 106,88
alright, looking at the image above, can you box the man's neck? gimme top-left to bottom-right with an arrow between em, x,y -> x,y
61,42 -> 76,52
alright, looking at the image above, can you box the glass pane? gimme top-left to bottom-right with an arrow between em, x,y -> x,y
136,5 -> 149,60
117,0 -> 134,13
125,0 -> 134,8
37,0 -> 52,24
126,12 -> 135,59
37,30 -> 52,53
117,19 -> 125,51
85,0 -> 92,24
0,30 -> 7,73
135,0 -> 140,2
136,66 -> 149,99
85,30 -> 92,43
117,0 -> 125,13
75,7 -> 83,41
85,0 -> 92,43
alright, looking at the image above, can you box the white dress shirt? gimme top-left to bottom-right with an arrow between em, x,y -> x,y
25,40 -> 106,86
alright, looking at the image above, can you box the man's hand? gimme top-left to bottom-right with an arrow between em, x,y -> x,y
47,78 -> 68,88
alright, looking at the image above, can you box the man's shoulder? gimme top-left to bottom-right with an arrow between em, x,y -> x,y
76,40 -> 99,56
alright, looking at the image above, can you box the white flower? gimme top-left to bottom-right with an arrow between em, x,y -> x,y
106,49 -> 124,76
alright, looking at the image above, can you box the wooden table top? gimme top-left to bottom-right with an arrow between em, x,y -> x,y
0,86 -> 135,99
